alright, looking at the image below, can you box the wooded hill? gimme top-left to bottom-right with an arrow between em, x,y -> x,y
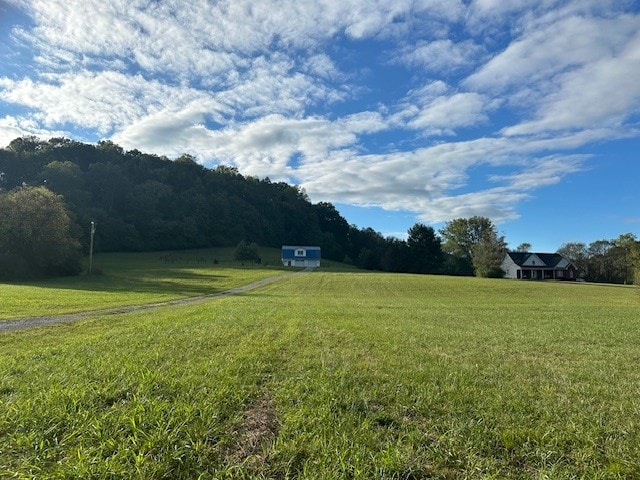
0,137 -> 412,271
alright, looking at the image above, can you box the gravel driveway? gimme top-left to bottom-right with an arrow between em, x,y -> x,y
0,269 -> 309,333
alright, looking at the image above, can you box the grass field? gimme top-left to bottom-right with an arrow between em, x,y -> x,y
0,247 -> 319,320
1,259 -> 639,478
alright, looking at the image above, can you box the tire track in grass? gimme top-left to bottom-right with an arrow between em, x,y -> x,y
0,269 -> 311,333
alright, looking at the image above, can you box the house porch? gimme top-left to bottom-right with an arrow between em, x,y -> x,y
518,269 -> 570,280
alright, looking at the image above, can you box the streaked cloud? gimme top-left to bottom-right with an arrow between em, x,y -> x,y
399,39 -> 486,73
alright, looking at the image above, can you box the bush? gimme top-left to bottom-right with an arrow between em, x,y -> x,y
234,241 -> 260,263
0,186 -> 82,279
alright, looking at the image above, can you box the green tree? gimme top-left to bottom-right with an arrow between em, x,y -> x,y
516,242 -> 532,252
234,241 -> 260,263
611,233 -> 639,285
407,223 -> 443,274
313,202 -> 350,261
472,234 -> 507,278
7,135 -> 45,154
440,217 -> 495,260
40,160 -> 89,208
559,236 -> 639,284
557,242 -> 589,278
378,238 -> 408,272
587,240 -> 614,283
348,227 -> 386,270
440,216 -> 506,277
441,253 -> 474,276
0,186 -> 82,279
631,241 -> 640,285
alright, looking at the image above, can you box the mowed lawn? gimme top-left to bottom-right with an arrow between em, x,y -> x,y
1,271 -> 639,478
0,248 -> 290,320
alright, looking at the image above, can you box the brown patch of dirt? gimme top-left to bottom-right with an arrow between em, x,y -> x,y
231,392 -> 279,468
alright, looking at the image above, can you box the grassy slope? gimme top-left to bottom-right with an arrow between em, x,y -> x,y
0,247 -> 355,320
1,271 -> 639,478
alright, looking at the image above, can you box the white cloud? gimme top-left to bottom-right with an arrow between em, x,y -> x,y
408,92 -> 490,132
112,102 -> 221,156
400,39 -> 486,72
297,145 -> 524,222
466,15 -> 639,92
118,114 -> 360,180
339,111 -> 388,134
215,54 -> 343,118
466,0 -> 626,35
295,134 -> 594,224
414,0 -> 466,22
0,116 -> 33,148
0,115 -> 67,148
303,54 -> 343,81
14,0 -> 445,77
0,71 -> 216,134
393,81 -> 494,134
416,189 -> 529,223
503,29 -> 640,135
1,0 -> 638,231
470,0 -> 565,19
460,12 -> 640,136
488,155 -> 588,190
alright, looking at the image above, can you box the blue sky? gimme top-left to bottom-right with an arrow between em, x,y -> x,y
1,0 -> 639,252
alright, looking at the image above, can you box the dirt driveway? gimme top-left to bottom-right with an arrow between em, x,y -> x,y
0,269 -> 309,333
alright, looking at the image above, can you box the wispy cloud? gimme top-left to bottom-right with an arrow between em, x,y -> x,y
398,39 -> 486,73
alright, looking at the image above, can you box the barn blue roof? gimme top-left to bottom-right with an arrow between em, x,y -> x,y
281,246 -> 321,259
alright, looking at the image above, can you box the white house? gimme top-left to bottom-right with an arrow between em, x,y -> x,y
502,252 -> 577,280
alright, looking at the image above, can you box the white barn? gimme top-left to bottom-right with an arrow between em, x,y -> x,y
281,246 -> 321,268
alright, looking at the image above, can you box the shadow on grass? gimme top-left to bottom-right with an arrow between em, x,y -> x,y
15,268 -> 232,296
1,247 -> 323,299
561,280 -> 638,289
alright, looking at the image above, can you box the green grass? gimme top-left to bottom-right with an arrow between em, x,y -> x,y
0,247 -> 358,320
0,247 -> 306,320
1,270 -> 639,478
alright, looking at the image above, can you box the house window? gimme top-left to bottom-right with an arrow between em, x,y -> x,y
295,249 -> 305,257
557,270 -> 564,278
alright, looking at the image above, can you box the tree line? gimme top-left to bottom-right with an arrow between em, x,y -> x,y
557,235 -> 639,285
1,136 -> 638,284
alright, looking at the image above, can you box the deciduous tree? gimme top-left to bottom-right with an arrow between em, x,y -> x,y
0,186 -> 82,279
407,223 -> 443,274
557,242 -> 589,277
472,234 -> 507,278
234,241 -> 260,263
440,216 -> 506,277
559,235 -> 639,284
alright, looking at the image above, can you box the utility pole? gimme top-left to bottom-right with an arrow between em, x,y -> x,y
89,221 -> 96,275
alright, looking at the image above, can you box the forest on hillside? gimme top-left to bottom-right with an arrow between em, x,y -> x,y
1,136 -> 638,283
0,137 -> 326,252
0,137 -> 455,278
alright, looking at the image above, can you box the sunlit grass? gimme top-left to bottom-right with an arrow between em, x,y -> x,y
0,247 -> 290,319
1,272 -> 639,478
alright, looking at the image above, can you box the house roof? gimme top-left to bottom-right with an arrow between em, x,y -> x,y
281,245 -> 321,260
506,252 -> 568,268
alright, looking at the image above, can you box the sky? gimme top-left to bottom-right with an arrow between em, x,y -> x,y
1,0 -> 639,252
